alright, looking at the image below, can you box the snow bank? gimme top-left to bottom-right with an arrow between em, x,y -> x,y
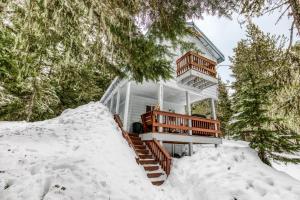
0,102 -> 300,200
0,102 -> 158,200
164,140 -> 300,200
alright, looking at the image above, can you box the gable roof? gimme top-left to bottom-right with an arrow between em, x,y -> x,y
186,22 -> 225,64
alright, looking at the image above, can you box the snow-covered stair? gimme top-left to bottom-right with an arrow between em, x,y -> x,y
113,114 -> 170,186
128,134 -> 167,186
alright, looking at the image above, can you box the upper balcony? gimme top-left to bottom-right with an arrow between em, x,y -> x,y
176,51 -> 218,90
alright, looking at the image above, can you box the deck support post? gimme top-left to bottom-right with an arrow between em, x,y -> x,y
109,93 -> 114,112
210,98 -> 218,137
186,91 -> 193,156
172,144 -> 175,157
158,82 -> 164,132
123,82 -> 131,131
115,87 -> 121,114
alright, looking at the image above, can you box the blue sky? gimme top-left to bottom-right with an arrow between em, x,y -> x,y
195,11 -> 296,83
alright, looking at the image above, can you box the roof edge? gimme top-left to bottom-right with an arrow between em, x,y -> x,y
186,21 -> 225,64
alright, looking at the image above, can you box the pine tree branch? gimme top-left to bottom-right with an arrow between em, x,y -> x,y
275,5 -> 291,25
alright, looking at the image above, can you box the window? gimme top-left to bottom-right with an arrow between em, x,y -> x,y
146,105 -> 155,112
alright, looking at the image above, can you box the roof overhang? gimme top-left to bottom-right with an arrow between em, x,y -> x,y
186,21 -> 225,64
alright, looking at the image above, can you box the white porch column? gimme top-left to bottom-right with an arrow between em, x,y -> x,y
158,82 -> 164,132
210,98 -> 218,138
115,87 -> 121,114
210,98 -> 217,120
123,82 -> 131,131
186,91 -> 193,156
172,144 -> 175,157
109,93 -> 114,112
186,91 -> 191,115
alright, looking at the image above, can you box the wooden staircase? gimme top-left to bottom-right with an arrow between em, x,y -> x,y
129,134 -> 168,185
113,114 -> 171,186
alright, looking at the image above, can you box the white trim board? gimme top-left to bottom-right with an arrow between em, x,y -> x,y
139,133 -> 222,144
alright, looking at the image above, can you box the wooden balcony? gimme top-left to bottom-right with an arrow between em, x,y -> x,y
141,111 -> 220,137
176,51 -> 217,77
176,51 -> 218,90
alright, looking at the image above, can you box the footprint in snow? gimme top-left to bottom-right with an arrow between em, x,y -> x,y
72,145 -> 80,151
30,165 -> 41,175
100,181 -> 107,187
265,177 -> 274,186
286,186 -> 292,191
246,180 -> 254,190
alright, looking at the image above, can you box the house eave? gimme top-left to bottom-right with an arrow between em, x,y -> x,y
186,21 -> 225,64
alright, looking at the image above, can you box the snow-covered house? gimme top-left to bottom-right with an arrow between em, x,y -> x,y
100,22 -> 224,184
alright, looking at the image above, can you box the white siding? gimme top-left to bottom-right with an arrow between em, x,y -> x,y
127,95 -> 185,132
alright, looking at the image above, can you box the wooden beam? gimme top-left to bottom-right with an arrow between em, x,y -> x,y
181,75 -> 195,86
192,78 -> 206,88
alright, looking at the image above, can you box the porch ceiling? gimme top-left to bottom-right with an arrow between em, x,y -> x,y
131,82 -> 159,99
131,81 -> 205,104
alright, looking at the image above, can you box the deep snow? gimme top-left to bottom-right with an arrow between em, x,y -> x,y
0,102 -> 299,200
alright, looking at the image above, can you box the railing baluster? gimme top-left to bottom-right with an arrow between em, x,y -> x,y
141,111 -> 221,137
176,51 -> 217,77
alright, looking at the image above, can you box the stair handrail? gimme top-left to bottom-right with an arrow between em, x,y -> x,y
146,139 -> 172,176
113,114 -> 140,163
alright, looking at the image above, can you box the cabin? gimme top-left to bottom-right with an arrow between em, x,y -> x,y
100,22 -> 225,185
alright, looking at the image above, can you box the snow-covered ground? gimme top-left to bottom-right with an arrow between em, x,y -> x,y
0,102 -> 299,200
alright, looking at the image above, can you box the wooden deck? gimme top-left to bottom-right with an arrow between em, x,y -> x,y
176,51 -> 217,78
141,110 -> 221,137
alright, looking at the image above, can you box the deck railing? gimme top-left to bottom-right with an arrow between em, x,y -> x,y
141,110 -> 220,137
145,139 -> 172,176
176,51 -> 217,78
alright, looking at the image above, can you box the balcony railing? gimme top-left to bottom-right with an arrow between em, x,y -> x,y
176,51 -> 217,78
141,110 -> 220,137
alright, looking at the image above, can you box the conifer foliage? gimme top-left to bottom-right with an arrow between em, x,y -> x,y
230,24 -> 300,165
217,78 -> 233,137
0,0 -> 235,121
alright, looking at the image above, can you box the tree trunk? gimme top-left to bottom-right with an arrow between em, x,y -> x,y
289,0 -> 300,34
258,148 -> 271,166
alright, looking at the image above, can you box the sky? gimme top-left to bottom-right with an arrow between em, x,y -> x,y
194,10 -> 296,84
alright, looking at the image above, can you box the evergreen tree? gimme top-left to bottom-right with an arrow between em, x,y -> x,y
0,0 -> 235,121
230,24 -> 300,165
192,99 -> 211,117
272,42 -> 300,134
238,0 -> 300,34
217,77 -> 233,137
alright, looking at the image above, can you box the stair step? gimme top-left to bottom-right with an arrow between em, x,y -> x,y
147,172 -> 163,178
151,180 -> 164,186
139,154 -> 153,159
136,149 -> 149,154
134,145 -> 146,150
113,115 -> 169,186
139,159 -> 158,165
144,165 -> 159,171
128,134 -> 140,139
132,140 -> 143,145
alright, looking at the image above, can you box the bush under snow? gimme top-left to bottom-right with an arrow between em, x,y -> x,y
0,102 -> 299,200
